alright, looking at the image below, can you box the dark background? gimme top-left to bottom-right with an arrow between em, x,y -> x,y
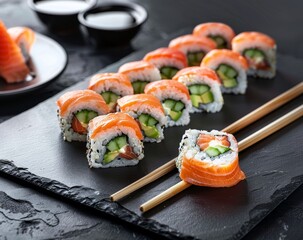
0,0 -> 303,239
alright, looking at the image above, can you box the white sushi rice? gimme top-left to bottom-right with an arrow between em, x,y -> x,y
57,103 -> 108,142
123,67 -> 161,83
176,129 -> 238,171
177,74 -> 224,113
87,126 -> 144,168
91,79 -> 133,96
147,57 -> 186,72
148,87 -> 191,127
233,42 -> 276,79
204,57 -> 247,94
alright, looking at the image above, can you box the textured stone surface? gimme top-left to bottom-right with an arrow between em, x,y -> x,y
0,0 -> 303,239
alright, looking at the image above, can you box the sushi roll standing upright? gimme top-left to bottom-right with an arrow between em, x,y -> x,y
87,113 -> 144,168
169,35 -> 216,66
56,90 -> 110,142
193,22 -> 235,49
232,32 -> 276,79
177,129 -> 245,187
117,94 -> 166,143
118,60 -> 161,94
8,26 -> 35,61
201,49 -> 248,94
144,80 -> 191,127
88,73 -> 133,112
0,21 -> 34,83
173,66 -> 224,113
143,48 -> 187,79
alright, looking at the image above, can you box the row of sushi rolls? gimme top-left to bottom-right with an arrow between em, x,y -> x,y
1,21 -> 276,187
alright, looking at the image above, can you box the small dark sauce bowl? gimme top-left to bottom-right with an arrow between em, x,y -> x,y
78,2 -> 148,47
28,0 -> 97,33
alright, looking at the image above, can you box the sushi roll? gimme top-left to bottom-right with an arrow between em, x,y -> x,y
88,73 -> 133,112
193,22 -> 235,49
8,26 -> 35,61
56,90 -> 110,142
118,60 -> 161,94
173,67 -> 223,113
117,94 -> 166,143
0,21 -> 34,83
144,80 -> 191,127
87,112 -> 144,168
232,32 -> 276,79
176,129 -> 246,187
169,34 -> 216,66
143,48 -> 187,79
201,49 -> 248,94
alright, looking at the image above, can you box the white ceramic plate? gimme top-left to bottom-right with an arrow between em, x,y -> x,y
0,33 -> 67,97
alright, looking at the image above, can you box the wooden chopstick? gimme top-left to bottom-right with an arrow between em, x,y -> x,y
140,105 -> 303,212
110,82 -> 303,202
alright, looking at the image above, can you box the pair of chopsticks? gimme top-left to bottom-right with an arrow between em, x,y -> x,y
111,82 -> 303,212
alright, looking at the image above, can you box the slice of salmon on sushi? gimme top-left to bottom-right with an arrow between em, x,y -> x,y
0,21 -> 32,83
143,48 -> 187,79
118,60 -> 161,94
8,26 -> 35,61
117,94 -> 166,143
232,32 -> 276,79
176,129 -> 245,187
193,22 -> 235,49
173,66 -> 224,113
201,49 -> 248,94
169,34 -> 216,66
144,80 -> 192,127
88,73 -> 133,112
87,112 -> 144,168
56,89 -> 110,142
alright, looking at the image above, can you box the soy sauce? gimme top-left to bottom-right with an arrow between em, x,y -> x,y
85,11 -> 136,29
35,0 -> 89,14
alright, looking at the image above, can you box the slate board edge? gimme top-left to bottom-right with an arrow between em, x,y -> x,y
1,159 -> 302,240
0,159 -> 197,240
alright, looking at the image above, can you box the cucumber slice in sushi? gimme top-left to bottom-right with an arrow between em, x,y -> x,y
103,135 -> 129,164
208,35 -> 227,49
75,110 -> 98,124
132,81 -> 149,94
216,64 -> 238,88
173,101 -> 185,111
205,147 -> 221,157
138,114 -> 160,138
163,99 -> 184,121
160,66 -> 179,79
187,51 -> 205,66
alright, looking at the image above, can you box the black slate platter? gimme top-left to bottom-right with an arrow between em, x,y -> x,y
0,31 -> 303,240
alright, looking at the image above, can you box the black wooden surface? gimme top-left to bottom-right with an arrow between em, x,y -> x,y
0,0 -> 303,239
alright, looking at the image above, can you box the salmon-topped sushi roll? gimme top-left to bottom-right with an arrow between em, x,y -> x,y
232,32 -> 276,79
173,67 -> 223,113
169,35 -> 216,66
0,21 -> 33,83
176,129 -> 246,187
201,49 -> 248,94
88,73 -> 133,112
118,60 -> 161,94
193,22 -> 235,49
117,94 -> 166,143
56,90 -> 110,142
144,80 -> 191,127
8,26 -> 35,61
87,112 -> 144,168
143,48 -> 187,79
